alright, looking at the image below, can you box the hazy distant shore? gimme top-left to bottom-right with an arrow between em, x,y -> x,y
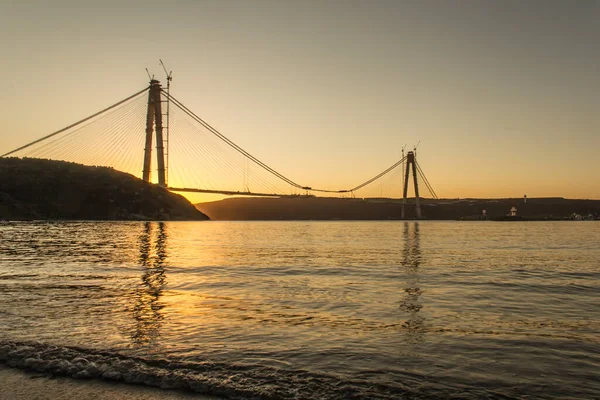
196,196 -> 600,221
0,365 -> 219,400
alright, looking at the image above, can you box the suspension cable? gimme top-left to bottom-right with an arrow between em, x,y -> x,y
417,164 -> 437,199
163,90 -> 413,195
415,161 -> 438,199
162,90 -> 306,190
350,156 -> 407,192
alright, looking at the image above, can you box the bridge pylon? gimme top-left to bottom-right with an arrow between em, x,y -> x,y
142,79 -> 166,187
401,151 -> 422,219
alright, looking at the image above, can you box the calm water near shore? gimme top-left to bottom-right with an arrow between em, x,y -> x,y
0,221 -> 599,399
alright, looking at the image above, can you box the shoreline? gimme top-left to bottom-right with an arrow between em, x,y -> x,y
0,365 -> 220,400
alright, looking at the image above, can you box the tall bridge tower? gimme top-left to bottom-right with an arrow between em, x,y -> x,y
401,151 -> 422,219
142,79 -> 166,188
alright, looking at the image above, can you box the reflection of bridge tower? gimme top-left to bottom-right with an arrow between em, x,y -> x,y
399,222 -> 424,342
142,80 -> 166,188
401,151 -> 421,219
132,221 -> 167,345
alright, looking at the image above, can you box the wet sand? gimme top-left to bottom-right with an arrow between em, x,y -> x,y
0,365 -> 220,400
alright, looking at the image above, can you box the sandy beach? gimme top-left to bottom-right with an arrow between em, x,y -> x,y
0,365 -> 219,400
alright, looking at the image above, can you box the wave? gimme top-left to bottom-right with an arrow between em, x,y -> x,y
0,340 -> 452,400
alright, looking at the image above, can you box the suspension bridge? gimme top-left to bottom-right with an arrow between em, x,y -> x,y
1,78 -> 437,217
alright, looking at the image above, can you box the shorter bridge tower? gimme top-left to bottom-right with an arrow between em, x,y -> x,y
142,80 -> 166,188
401,151 -> 422,219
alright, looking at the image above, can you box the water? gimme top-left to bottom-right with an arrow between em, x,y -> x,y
0,221 -> 599,399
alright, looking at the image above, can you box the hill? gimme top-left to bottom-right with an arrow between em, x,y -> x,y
195,196 -> 600,221
0,158 -> 209,221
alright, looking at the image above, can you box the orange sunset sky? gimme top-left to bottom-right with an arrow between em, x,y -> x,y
1,1 -> 598,202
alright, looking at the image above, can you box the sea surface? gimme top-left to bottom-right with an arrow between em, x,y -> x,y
0,221 -> 598,399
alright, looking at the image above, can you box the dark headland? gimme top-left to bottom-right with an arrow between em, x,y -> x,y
196,196 -> 600,221
0,158 -> 208,221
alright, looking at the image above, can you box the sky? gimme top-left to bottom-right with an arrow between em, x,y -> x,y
0,0 -> 598,201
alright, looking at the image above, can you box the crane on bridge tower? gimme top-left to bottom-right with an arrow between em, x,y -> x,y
159,60 -> 173,186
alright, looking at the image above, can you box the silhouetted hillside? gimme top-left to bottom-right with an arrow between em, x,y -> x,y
196,196 -> 600,221
0,158 -> 209,221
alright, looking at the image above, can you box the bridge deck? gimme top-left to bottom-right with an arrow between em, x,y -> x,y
167,187 -> 283,197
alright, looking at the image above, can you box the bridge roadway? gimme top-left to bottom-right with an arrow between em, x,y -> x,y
168,187 -> 285,197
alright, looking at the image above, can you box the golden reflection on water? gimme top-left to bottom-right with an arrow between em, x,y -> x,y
2,221 -> 600,399
130,222 -> 167,345
400,222 -> 424,342
121,221 -> 432,348
88,220 -> 600,358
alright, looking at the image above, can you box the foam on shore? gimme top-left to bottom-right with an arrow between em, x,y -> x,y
0,340 -> 417,399
0,365 -> 218,400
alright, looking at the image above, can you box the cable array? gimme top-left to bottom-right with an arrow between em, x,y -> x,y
2,89 -> 149,177
166,97 -> 297,195
415,162 -> 438,199
1,85 -> 438,199
352,160 -> 406,199
165,91 -> 434,198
